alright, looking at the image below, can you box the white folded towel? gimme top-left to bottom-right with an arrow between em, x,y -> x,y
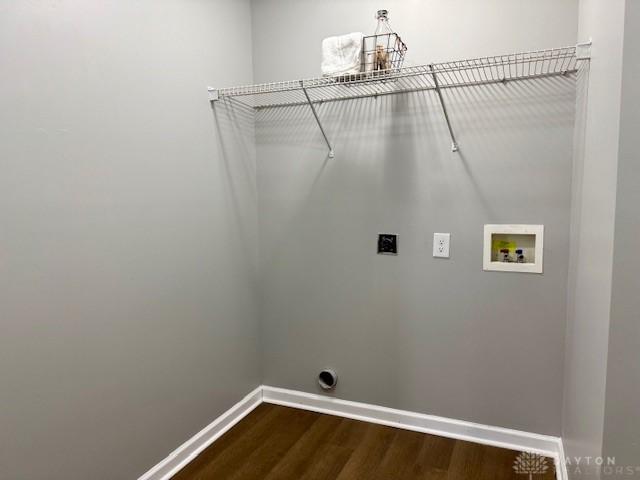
321,32 -> 364,77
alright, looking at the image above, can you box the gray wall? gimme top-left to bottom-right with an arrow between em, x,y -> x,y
562,1 -> 626,476
602,0 -> 640,475
0,1 -> 259,479
253,0 -> 578,435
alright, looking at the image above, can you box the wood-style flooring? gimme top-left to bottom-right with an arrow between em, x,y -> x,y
173,403 -> 556,480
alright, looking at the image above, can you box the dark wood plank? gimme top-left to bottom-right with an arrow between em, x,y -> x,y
479,445 -> 556,480
172,404 -> 556,480
172,403 -> 277,479
297,417 -> 370,480
262,413 -> 343,480
172,404 -> 314,480
369,428 -> 426,480
410,432 -> 456,479
209,407 -> 318,480
479,445 -> 522,480
447,440 -> 487,479
334,424 -> 396,480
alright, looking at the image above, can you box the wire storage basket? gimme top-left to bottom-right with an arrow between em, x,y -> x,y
361,10 -> 407,76
361,33 -> 407,74
335,9 -> 407,83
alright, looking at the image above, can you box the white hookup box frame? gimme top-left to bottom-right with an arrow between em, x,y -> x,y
483,224 -> 544,274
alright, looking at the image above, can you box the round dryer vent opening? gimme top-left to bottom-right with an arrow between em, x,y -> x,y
318,369 -> 338,390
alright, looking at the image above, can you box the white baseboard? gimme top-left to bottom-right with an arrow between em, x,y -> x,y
138,386 -> 262,480
262,385 -> 567,480
139,385 -> 567,480
557,436 -> 569,480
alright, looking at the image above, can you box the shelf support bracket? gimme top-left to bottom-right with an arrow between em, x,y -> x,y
576,39 -> 592,61
300,81 -> 335,158
207,87 -> 219,102
429,65 -> 459,152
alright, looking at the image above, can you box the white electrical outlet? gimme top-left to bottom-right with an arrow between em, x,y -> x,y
433,233 -> 451,258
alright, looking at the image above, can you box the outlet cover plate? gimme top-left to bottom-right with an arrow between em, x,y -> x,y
433,233 -> 451,258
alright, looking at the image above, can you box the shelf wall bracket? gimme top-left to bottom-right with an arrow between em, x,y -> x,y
300,81 -> 335,158
429,65 -> 459,152
576,39 -> 592,61
207,87 -> 219,102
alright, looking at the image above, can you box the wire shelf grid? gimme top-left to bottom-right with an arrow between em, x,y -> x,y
211,46 -> 582,109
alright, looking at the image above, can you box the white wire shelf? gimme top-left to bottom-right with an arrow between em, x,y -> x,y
208,44 -> 590,155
